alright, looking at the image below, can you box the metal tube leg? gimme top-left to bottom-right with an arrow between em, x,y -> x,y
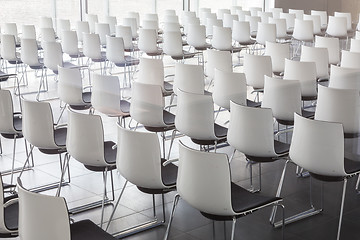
356,175 -> 360,193
19,145 -> 35,178
106,180 -> 128,231
100,168 -> 108,228
161,132 -> 166,159
10,136 -> 17,185
230,217 -> 237,240
56,153 -> 70,197
167,130 -> 176,160
162,193 -> 166,223
163,194 -> 180,240
229,149 -> 236,163
337,178 -> 347,240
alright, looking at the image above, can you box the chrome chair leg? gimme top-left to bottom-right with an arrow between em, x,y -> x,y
355,175 -> 360,193
100,167 -> 108,228
337,178 -> 347,240
106,180 -> 129,231
230,217 -> 237,240
163,194 -> 180,240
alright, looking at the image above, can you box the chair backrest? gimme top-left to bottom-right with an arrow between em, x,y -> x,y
212,26 -> 232,51
341,50 -> 360,69
268,17 -> 287,38
163,31 -> 183,57
187,24 -> 207,48
283,58 -> 317,98
67,109 -> 108,167
141,20 -> 159,31
106,36 -> 125,64
228,101 -> 277,157
201,12 -> 216,26
122,18 -> 138,39
86,14 -> 98,33
115,25 -> 134,50
18,179 -> 71,240
205,18 -> 223,36
279,12 -> 296,31
232,20 -> 251,43
62,30 -> 80,56
117,126 -> 166,189
213,69 -> 247,110
91,73 -> 123,117
181,11 -> 196,25
269,8 -> 283,19
249,7 -> 262,16
58,66 -> 84,106
311,10 -> 327,29
75,21 -> 90,42
137,58 -> 164,88
124,12 -> 140,29
3,23 -> 18,40
237,10 -> 251,21
258,11 -> 273,23
105,16 -> 117,34
174,63 -> 204,95
56,19 -> 71,39
262,76 -> 302,122
245,15 -> 261,34
21,38 -> 40,67
39,16 -> 53,29
350,39 -> 360,53
292,19 -> 314,42
256,22 -> 276,45
205,49 -> 232,80
199,8 -> 212,24
217,9 -> 231,20
303,14 -> 322,35
223,13 -> 238,29
0,90 -> 17,134
290,114 -> 346,177
21,25 -> 36,39
329,65 -> 360,91
162,15 -> 179,24
43,41 -> 63,73
95,23 -> 110,46
334,12 -> 352,31
177,142 -> 234,216
326,16 -> 347,38
82,33 -> 102,60
40,28 -> 56,48
183,16 -> 200,35
175,89 -> 217,140
314,35 -> 340,65
264,41 -> 290,73
243,53 -> 272,89
130,82 -> 165,127
1,34 -> 17,61
144,13 -> 159,22
315,85 -> 360,135
21,98 -> 58,149
138,28 -> 159,54
300,45 -> 329,79
163,22 -> 181,33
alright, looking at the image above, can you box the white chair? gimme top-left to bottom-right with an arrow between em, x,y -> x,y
40,27 -> 56,49
124,12 -> 140,30
249,7 -> 262,16
232,21 -> 255,46
66,109 -> 116,227
328,64 -> 360,90
289,9 -> 304,20
163,31 -> 195,61
315,85 -> 360,138
268,17 -> 291,41
205,49 -> 233,82
292,19 -> 314,43
95,23 -> 111,46
122,18 -> 139,39
300,45 -> 330,80
326,16 -> 347,39
82,33 -> 107,74
223,13 -> 238,29
269,8 -> 283,19
283,58 -> 317,101
217,9 -> 231,20
86,14 -> 98,33
3,23 -> 19,44
314,35 -> 340,65
61,30 -> 84,64
187,24 -> 211,56
340,50 -> 360,69
289,114 -> 360,240
162,22 -> 181,33
236,10 -> 251,21
334,12 -> 352,32
243,53 -> 272,90
175,89 -> 227,149
258,11 -> 273,23
350,38 -> 360,53
303,14 -> 322,36
1,34 -> 22,74
245,15 -> 261,38
311,10 -> 327,30
56,19 -> 71,40
279,12 -> 296,34
162,15 -> 179,24
17,178 -> 116,240
211,26 -> 242,53
115,25 -> 139,53
173,63 -> 205,96
205,18 -> 222,37
256,22 -> 276,46
264,41 -> 290,76
104,15 -> 117,35
142,20 -> 159,32
231,6 -> 242,15
75,21 -> 90,43
39,16 -> 53,29
21,25 -> 37,40
164,141 -> 284,240
138,28 -> 162,57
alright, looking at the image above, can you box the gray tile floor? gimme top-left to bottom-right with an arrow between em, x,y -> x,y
1,54 -> 360,240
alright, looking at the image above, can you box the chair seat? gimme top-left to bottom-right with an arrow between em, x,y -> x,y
302,109 -> 315,119
120,100 -> 131,114
239,39 -> 256,46
70,220 -> 116,240
231,46 -> 243,53
171,51 -> 196,60
39,127 -> 67,154
246,99 -> 261,108
69,92 -> 92,110
114,56 -> 140,67
302,95 -> 317,101
0,71 -> 16,82
164,81 -> 173,92
274,140 -> 290,155
191,124 -> 228,146
201,183 -> 281,221
194,43 -> 212,51
4,200 -> 18,232
146,49 -> 163,56
84,141 -> 117,172
1,115 -> 23,139
163,110 -> 175,125
246,140 -> 289,163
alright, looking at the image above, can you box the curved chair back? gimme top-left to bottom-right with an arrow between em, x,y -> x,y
104,16 -> 117,34
217,9 -> 231,20
258,12 -> 273,24
264,41 -> 290,74
315,85 -> 360,136
67,109 -> 108,167
86,14 -> 98,33
223,13 -> 238,29
43,41 -> 63,73
122,18 -> 138,39
178,142 -> 234,216
228,101 -> 277,157
249,7 -> 262,16
21,25 -> 36,39
21,38 -> 41,67
130,82 -> 165,127
92,73 -> 124,117
245,15 -> 261,34
314,35 -> 340,65
289,9 -> 304,20
256,22 -> 276,45
95,23 -> 111,46
205,18 -> 222,36
21,98 -> 58,149
163,31 -> 183,57
163,22 -> 181,33
18,179 -> 71,240
279,13 -> 295,32
115,25 -> 135,51
175,89 -> 216,140
162,15 -> 179,24
205,49 -> 232,79
283,58 -> 317,98
173,63 -> 204,95
243,53 -> 272,89
39,16 -> 53,29
106,36 -> 126,64
125,12 -> 140,29
334,12 -> 352,31
56,19 -> 71,39
350,39 -> 360,53
1,34 -> 17,61
329,65 -> 360,90
75,21 -> 90,42
0,90 -> 17,134
341,50 -> 360,69
62,30 -> 80,57
213,69 -> 247,109
142,20 -> 159,31
303,14 -> 322,35
40,28 -> 56,48
292,19 -> 314,42
83,33 -> 102,60
138,28 -> 159,54
232,21 -> 252,44
290,114 -> 346,177
269,8 -> 283,19
268,18 -> 288,39
262,76 -> 302,122
326,16 -> 347,38
311,10 -> 327,29
187,24 -> 207,48
212,26 -> 233,51
58,66 -> 85,106
137,58 -> 164,88
3,23 -> 18,42
237,10 -> 251,21
300,45 -> 329,79
117,126 -> 165,189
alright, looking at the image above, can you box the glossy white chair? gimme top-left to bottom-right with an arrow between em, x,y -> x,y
243,53 -> 272,90
340,50 -> 360,69
232,21 -> 255,47
163,31 -> 195,62
104,15 -> 117,35
311,10 -> 327,30
314,35 -> 340,65
115,25 -> 139,54
328,64 -> 360,90
289,9 -> 304,20
350,39 -> 360,53
300,45 -> 329,80
86,14 -> 98,33
82,33 -> 107,74
138,28 -> 162,57
279,13 -> 296,34
94,23 -> 111,46
56,19 -> 71,40
75,21 -> 90,43
264,41 -> 290,76
211,26 -> 242,53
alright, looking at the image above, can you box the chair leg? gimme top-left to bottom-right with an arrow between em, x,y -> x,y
163,194 -> 180,240
337,178 -> 347,240
167,129 -> 177,160
230,216 -> 236,240
100,167 -> 109,228
56,153 -> 70,197
106,180 -> 128,231
355,175 -> 360,193
10,135 -> 17,185
229,149 -> 236,163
